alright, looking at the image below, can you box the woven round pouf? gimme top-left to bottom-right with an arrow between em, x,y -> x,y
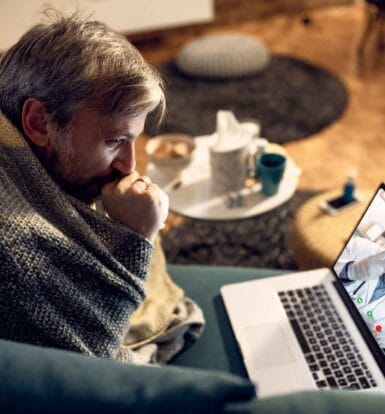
288,189 -> 373,270
176,33 -> 270,79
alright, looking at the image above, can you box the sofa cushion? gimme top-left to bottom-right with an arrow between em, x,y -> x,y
224,389 -> 385,413
0,338 -> 255,413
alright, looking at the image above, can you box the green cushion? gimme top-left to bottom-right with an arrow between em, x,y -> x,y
0,337 -> 255,413
224,390 -> 385,414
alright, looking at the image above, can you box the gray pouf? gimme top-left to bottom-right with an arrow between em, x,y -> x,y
176,33 -> 271,79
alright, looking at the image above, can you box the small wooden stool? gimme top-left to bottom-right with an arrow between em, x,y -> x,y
288,189 -> 373,270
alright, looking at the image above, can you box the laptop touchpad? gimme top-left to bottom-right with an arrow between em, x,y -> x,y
242,323 -> 295,369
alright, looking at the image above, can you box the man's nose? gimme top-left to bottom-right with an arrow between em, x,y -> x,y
111,140 -> 136,175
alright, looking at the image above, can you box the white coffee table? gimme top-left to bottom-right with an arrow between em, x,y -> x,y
146,134 -> 301,221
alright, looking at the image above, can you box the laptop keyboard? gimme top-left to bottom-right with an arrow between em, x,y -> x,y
278,285 -> 377,390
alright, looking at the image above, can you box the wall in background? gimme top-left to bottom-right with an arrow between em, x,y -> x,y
127,0 -> 357,46
214,0 -> 355,23
0,0 -> 213,51
124,0 -> 358,55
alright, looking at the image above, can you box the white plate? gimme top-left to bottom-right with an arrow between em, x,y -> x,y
146,134 -> 301,220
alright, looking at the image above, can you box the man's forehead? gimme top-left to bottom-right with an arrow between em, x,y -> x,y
73,108 -> 138,136
104,111 -> 148,135
97,113 -> 131,132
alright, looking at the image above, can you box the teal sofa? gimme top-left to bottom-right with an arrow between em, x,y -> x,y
1,265 -> 385,413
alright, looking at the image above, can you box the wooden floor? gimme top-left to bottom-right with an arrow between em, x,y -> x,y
136,3 -> 385,194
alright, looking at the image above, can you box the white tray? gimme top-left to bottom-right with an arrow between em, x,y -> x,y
146,135 -> 301,220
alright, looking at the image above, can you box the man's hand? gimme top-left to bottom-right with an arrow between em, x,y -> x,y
349,250 -> 385,281
101,171 -> 169,244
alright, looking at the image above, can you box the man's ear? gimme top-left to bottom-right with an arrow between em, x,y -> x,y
21,98 -> 51,148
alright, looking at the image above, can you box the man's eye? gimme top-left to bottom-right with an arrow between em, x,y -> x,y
105,138 -> 125,147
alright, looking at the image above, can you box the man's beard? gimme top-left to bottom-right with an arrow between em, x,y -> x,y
41,127 -> 120,204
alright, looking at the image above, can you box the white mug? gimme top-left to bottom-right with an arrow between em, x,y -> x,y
209,143 -> 250,195
209,121 -> 262,195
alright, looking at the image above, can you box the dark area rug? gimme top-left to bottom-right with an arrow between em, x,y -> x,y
149,55 -> 348,143
161,190 -> 318,270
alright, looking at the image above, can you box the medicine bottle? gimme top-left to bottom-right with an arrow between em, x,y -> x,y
342,172 -> 356,203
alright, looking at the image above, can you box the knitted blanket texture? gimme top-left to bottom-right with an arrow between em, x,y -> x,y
0,111 -> 160,360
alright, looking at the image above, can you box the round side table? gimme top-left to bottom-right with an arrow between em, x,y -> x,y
288,189 -> 373,270
146,134 -> 301,221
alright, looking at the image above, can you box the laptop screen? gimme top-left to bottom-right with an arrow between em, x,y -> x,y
333,185 -> 385,353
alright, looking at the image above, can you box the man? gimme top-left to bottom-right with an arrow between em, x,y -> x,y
0,13 -> 195,362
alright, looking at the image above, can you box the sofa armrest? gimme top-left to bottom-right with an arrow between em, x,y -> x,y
0,338 -> 255,413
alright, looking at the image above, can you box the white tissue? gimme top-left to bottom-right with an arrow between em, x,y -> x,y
213,111 -> 250,152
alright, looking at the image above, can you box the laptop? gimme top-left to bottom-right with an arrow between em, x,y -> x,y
221,183 -> 385,398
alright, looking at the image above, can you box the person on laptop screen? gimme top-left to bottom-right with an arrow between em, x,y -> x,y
335,235 -> 385,350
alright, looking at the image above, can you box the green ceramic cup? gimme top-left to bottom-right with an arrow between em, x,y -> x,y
257,153 -> 286,196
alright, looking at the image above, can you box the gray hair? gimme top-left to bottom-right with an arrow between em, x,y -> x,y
0,11 -> 165,132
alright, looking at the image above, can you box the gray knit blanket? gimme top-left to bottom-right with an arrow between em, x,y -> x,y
0,112 -> 161,360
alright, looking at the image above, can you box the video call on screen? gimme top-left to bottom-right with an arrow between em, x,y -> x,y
333,188 -> 385,352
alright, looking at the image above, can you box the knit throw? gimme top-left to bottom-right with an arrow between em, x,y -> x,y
0,112 -> 204,363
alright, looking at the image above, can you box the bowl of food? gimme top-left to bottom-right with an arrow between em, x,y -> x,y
145,133 -> 196,176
